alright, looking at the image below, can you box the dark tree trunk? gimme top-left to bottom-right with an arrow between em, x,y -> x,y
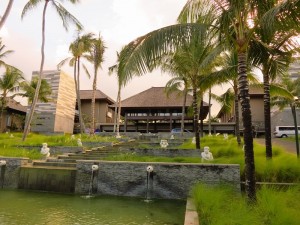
263,68 -> 272,159
181,88 -> 188,136
200,98 -> 204,138
233,80 -> 241,145
238,51 -> 256,202
77,57 -> 85,134
192,86 -> 200,149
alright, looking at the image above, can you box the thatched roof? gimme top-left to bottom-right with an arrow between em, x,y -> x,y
79,90 -> 115,104
118,87 -> 208,108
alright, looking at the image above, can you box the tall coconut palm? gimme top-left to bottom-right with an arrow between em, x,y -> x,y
86,34 -> 105,135
109,51 -> 131,138
164,76 -> 189,137
21,0 -> 82,141
0,67 -> 24,131
0,0 -> 14,30
58,33 -> 93,134
159,51 -> 191,136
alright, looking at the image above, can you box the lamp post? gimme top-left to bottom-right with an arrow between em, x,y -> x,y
291,96 -> 299,158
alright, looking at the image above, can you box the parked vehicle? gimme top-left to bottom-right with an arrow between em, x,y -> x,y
273,126 -> 300,138
171,128 -> 191,133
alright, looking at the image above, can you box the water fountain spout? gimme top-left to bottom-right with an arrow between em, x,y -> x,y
145,165 -> 154,201
0,160 -> 6,167
92,165 -> 99,171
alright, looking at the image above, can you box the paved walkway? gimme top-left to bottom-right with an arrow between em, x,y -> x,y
254,138 -> 298,155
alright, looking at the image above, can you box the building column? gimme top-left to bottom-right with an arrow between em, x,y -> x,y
146,118 -> 149,133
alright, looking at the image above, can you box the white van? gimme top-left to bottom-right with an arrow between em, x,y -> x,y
273,126 -> 300,138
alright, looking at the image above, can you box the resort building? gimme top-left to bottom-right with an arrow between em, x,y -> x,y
29,70 -> 76,134
78,90 -> 115,130
0,99 -> 27,132
107,87 -> 209,133
217,86 -> 265,134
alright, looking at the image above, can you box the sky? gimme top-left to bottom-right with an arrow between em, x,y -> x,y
0,0 -> 228,115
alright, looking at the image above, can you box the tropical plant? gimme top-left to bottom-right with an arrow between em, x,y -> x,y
164,75 -> 190,137
86,34 -> 106,134
0,38 -> 13,68
58,32 -> 94,134
108,51 -> 129,138
0,67 -> 24,131
0,0 -> 14,30
271,75 -> 300,158
249,4 -> 300,159
19,77 -> 51,103
21,0 -> 82,141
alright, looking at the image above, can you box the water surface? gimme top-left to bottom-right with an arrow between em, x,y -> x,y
0,189 -> 185,225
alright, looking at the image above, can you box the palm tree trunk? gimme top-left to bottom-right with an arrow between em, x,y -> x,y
0,94 -> 7,132
77,57 -> 85,133
91,67 -> 98,135
291,103 -> 300,158
0,0 -> 14,30
208,88 -> 212,136
234,80 -> 241,145
263,69 -> 272,159
200,98 -> 204,138
116,89 -> 122,137
181,88 -> 188,136
192,86 -> 200,149
22,1 -> 48,141
238,51 -> 256,202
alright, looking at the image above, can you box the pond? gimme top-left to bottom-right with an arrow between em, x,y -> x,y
0,189 -> 185,225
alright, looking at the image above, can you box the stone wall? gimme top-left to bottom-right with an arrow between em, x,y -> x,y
0,157 -> 29,188
75,161 -> 240,199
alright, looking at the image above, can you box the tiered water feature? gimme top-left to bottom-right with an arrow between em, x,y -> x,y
0,134 -> 241,224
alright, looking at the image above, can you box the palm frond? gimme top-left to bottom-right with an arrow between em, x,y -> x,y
51,1 -> 83,31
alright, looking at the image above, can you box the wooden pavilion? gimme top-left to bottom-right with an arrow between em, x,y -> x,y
112,87 -> 209,133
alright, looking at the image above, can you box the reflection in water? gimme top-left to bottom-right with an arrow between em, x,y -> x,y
0,190 -> 185,225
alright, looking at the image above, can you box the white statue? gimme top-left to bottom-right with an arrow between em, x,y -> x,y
192,137 -> 196,144
10,134 -> 14,138
160,139 -> 169,148
170,135 -> 175,140
77,138 -> 82,147
223,133 -> 228,140
71,134 -> 75,140
40,143 -> 50,157
201,146 -> 213,162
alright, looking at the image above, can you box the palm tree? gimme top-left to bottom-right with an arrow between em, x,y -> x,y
181,0 -> 300,201
86,34 -> 105,134
58,32 -> 93,134
0,0 -> 14,30
164,76 -> 189,137
21,0 -> 82,141
271,75 -> 300,157
109,51 -> 130,138
0,67 -> 24,131
249,2 -> 300,159
0,39 -> 13,68
19,77 -> 52,103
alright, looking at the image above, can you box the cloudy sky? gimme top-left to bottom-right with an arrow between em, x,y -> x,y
0,0 -> 227,115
